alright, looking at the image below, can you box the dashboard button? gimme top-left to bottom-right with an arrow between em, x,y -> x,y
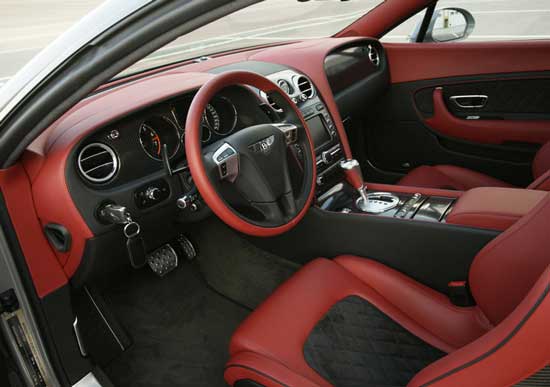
134,179 -> 170,209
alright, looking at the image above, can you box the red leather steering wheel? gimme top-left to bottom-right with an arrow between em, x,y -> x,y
185,71 -> 316,237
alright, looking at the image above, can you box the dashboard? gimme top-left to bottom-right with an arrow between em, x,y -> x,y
26,36 -> 388,282
74,86 -> 270,190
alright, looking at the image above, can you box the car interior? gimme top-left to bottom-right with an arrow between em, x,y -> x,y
1,0 -> 549,386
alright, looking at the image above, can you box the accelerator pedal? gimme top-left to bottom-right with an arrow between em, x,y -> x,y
176,234 -> 197,261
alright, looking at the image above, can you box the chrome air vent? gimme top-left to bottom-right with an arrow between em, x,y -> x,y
77,143 -> 118,183
367,44 -> 380,67
296,76 -> 315,99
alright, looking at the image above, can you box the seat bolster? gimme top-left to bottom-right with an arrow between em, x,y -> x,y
399,165 -> 514,191
228,258 -> 467,386
228,257 -> 496,386
225,351 -> 323,387
408,267 -> 550,387
335,256 -> 491,351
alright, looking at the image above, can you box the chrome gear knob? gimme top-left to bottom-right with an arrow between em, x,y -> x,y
340,158 -> 369,207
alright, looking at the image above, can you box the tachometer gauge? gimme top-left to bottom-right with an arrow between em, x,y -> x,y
139,116 -> 180,160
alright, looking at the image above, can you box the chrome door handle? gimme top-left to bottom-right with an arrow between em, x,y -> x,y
449,95 -> 488,109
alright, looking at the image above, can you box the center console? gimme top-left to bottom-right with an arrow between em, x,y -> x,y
265,69 -> 345,196
317,182 -> 456,224
300,102 -> 345,193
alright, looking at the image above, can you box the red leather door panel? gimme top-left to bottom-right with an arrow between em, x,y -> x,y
425,88 -> 550,145
366,41 -> 550,185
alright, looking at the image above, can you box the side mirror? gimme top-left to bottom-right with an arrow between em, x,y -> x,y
410,7 -> 475,43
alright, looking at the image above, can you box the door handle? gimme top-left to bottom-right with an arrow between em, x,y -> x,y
449,95 -> 488,109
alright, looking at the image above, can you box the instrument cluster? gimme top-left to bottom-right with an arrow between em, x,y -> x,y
137,96 -> 239,161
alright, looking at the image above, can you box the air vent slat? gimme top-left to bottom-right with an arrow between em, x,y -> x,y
79,150 -> 108,162
78,143 -> 118,183
86,162 -> 115,174
296,76 -> 315,99
367,44 -> 380,67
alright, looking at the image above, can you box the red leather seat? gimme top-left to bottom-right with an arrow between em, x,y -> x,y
398,142 -> 550,191
225,194 -> 550,386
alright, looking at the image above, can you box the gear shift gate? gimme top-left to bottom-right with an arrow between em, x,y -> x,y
356,192 -> 400,214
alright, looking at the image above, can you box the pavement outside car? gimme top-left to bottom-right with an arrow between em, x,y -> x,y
1,0 -> 550,87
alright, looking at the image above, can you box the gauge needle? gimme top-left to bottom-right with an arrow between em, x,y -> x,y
153,133 -> 161,155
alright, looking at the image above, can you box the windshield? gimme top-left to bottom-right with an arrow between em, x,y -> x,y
119,0 -> 384,78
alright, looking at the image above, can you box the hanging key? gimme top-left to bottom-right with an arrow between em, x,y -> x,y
98,204 -> 148,268
123,218 -> 147,268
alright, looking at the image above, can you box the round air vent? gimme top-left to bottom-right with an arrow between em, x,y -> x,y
77,143 -> 118,183
367,44 -> 380,67
296,76 -> 315,99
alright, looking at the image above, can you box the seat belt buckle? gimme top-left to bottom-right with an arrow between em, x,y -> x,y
448,281 -> 475,307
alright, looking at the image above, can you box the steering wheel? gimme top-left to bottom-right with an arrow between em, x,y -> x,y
185,71 -> 316,237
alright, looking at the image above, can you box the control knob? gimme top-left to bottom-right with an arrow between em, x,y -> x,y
145,187 -> 161,200
321,150 -> 333,164
177,195 -> 193,210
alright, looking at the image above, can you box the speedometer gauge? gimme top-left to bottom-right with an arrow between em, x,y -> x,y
139,116 -> 180,160
204,104 -> 220,134
207,97 -> 238,135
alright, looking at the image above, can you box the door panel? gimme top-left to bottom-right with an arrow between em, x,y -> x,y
415,78 -> 550,121
362,42 -> 550,187
423,88 -> 550,145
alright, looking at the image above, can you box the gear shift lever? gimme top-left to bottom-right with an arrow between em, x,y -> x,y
340,159 -> 368,204
340,159 -> 399,213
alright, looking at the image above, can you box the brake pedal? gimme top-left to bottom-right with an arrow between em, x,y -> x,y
176,234 -> 197,261
147,244 -> 178,277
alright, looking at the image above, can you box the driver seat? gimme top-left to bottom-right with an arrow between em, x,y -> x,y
224,194 -> 550,387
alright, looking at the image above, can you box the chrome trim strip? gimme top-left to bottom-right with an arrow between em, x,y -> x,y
72,317 -> 87,357
83,287 -> 125,351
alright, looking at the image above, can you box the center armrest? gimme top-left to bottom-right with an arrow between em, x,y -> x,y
446,187 -> 547,231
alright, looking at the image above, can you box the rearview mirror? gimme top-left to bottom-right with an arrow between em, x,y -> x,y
410,7 -> 475,43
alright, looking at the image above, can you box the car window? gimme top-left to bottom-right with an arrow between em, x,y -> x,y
382,0 -> 550,43
0,0 -> 101,88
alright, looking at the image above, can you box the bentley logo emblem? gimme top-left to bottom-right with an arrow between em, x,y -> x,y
250,135 -> 275,154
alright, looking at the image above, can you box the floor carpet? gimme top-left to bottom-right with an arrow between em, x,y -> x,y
103,263 -> 248,387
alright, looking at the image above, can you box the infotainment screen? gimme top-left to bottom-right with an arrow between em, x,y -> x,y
306,115 -> 331,148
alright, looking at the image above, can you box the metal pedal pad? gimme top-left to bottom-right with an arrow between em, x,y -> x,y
147,244 -> 178,277
176,234 -> 197,261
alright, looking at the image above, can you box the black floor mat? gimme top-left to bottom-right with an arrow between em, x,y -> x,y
188,217 -> 300,309
102,263 -> 248,387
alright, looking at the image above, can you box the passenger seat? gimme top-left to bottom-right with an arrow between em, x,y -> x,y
398,142 -> 550,191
